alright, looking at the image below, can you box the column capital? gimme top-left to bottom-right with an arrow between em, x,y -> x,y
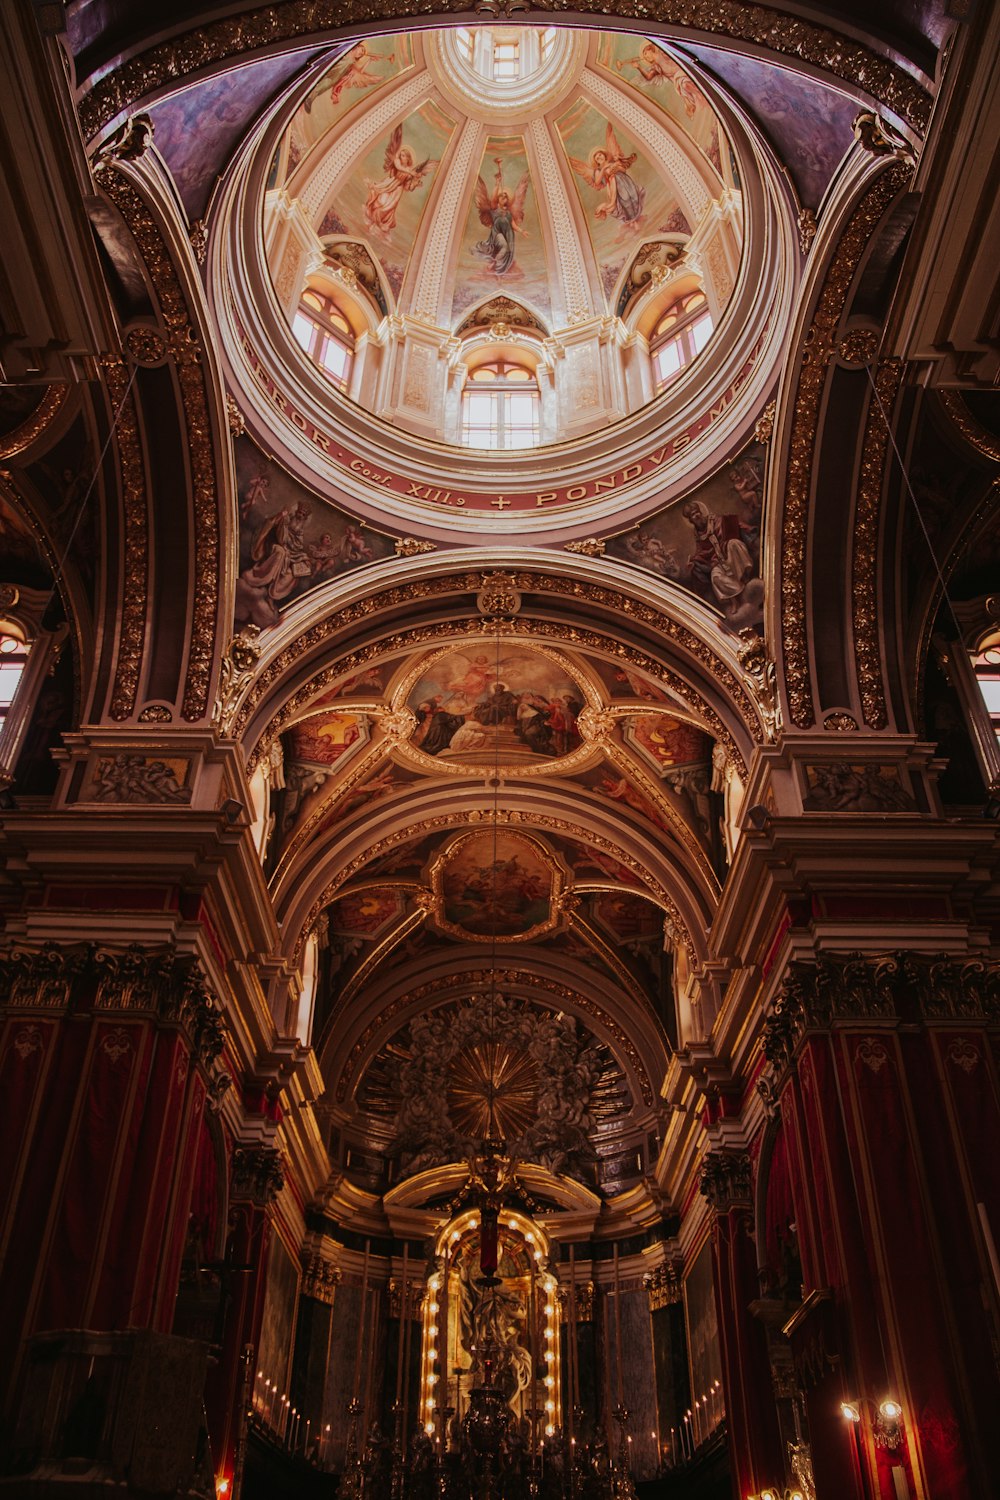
231,1144 -> 284,1207
698,1147 -> 753,1213
762,950 -> 1000,1076
0,938 -> 226,1066
301,1251 -> 342,1305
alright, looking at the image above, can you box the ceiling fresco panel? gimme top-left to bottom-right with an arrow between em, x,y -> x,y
233,441 -> 393,629
605,442 -> 765,634
451,136 -> 550,323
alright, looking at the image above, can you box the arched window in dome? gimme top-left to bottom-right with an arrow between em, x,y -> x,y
461,358 -> 540,450
292,287 -> 355,391
0,623 -> 30,741
973,635 -> 1000,752
650,289 -> 713,390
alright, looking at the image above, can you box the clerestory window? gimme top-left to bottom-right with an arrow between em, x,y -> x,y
461,359 -> 540,450
651,290 -> 713,390
292,288 -> 355,391
0,625 -> 29,738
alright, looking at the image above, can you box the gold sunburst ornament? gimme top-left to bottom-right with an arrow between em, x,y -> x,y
447,1041 -> 539,1139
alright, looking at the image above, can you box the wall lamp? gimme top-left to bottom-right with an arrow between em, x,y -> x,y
747,1489 -> 805,1500
841,1396 -> 903,1449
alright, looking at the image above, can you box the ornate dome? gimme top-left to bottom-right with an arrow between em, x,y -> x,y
214,25 -> 793,540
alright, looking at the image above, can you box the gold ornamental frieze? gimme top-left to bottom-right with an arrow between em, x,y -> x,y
76,1 -> 930,144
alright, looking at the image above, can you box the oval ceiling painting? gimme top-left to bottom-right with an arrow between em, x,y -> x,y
429,829 -> 565,941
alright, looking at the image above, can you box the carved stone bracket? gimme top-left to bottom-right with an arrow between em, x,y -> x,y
698,1148 -> 753,1213
231,1145 -> 284,1206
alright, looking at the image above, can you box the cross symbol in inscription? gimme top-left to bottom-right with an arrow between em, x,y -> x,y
491,498 -> 510,510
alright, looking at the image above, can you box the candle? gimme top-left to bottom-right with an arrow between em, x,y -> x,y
353,1239 -> 371,1401
530,1264 -> 538,1456
401,1270 -> 413,1442
603,1289 -> 613,1446
613,1245 -> 624,1408
395,1245 -> 409,1403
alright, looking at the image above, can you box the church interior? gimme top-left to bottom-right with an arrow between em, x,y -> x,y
0,2 -> 999,1498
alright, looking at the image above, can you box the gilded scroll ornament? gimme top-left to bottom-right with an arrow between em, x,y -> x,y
753,400 -> 776,445
216,623 -> 262,735
91,113 -> 154,168
736,628 -> 781,741
780,162 -> 911,727
189,219 -> 208,264
797,209 -> 817,255
395,536 -> 436,556
564,538 -> 606,557
226,395 -> 246,437
852,110 -> 917,165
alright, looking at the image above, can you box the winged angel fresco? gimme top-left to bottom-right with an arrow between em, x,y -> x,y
474,159 -> 531,276
363,124 -> 437,238
569,122 -> 645,227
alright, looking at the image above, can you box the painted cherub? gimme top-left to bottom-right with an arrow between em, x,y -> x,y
616,42 -> 704,117
474,159 -> 531,276
569,123 -> 645,226
363,125 -> 437,238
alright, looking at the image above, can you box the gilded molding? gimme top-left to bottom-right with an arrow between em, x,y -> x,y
780,163 -> 911,727
99,166 -> 221,723
0,384 -> 68,459
331,965 -> 656,1107
852,357 -> 902,729
242,586 -> 755,778
103,355 -> 148,721
76,1 -> 930,143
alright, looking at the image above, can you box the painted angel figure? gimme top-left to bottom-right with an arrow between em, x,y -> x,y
616,42 -> 704,116
474,159 -> 530,276
363,125 -> 437,238
321,42 -> 395,108
570,124 -> 645,226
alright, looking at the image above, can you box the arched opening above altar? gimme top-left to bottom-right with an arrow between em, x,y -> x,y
420,1206 -> 561,1450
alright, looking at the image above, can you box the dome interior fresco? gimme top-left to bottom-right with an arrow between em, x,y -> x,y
262,27 -> 745,448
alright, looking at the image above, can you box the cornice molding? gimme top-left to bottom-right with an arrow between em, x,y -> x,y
76,3 -> 932,146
